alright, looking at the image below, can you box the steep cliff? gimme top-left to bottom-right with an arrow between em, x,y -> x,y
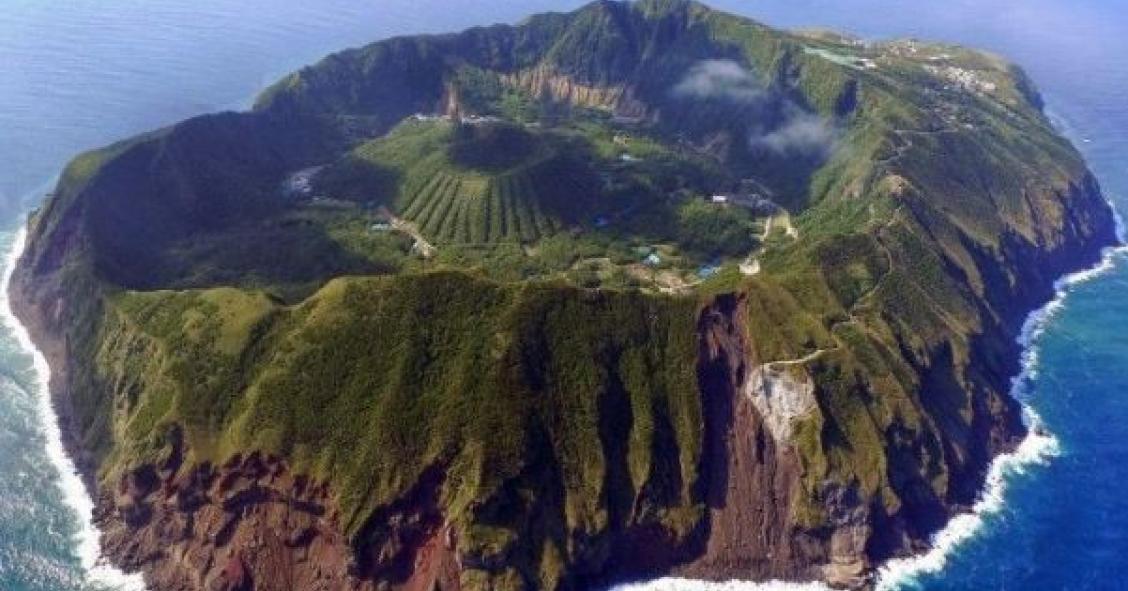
9,1 -> 1119,590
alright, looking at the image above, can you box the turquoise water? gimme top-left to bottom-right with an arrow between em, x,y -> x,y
0,2 -> 1126,590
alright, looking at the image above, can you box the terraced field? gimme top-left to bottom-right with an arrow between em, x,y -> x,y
320,119 -> 610,245
391,155 -> 609,245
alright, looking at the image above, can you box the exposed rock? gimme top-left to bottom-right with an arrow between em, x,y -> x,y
97,453 -> 369,591
501,65 -> 627,111
745,363 -> 817,444
681,295 -> 868,587
6,1 -> 1122,590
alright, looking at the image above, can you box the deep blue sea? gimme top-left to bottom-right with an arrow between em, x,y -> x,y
1,1 -> 1126,590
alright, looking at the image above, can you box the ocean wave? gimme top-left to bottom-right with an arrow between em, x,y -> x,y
612,577 -> 830,591
1,192 -> 1120,591
613,219 -> 1128,591
0,226 -> 146,591
872,234 -> 1128,589
871,409 -> 1060,590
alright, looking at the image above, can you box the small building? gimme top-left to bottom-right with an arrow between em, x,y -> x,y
593,216 -> 610,228
612,114 -> 645,126
711,195 -> 730,204
461,114 -> 502,125
697,265 -> 720,279
369,222 -> 392,232
644,253 -> 662,267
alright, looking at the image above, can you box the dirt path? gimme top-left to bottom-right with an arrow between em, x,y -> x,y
378,206 -> 436,258
849,206 -> 901,311
738,125 -> 964,368
760,207 -> 905,368
765,346 -> 837,369
740,209 -> 798,276
877,126 -> 959,167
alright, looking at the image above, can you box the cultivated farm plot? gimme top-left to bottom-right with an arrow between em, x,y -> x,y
394,170 -> 585,245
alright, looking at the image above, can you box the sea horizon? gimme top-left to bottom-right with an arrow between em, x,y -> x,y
1,2 -> 1126,590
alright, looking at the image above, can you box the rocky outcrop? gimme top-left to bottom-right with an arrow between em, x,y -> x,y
685,294 -> 809,579
6,1 -> 1123,590
100,449 -> 363,591
96,446 -> 463,591
681,294 -> 868,588
501,65 -> 627,111
746,363 -> 817,444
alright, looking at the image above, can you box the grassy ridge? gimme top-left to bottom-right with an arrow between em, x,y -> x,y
89,272 -> 703,586
16,1 -> 1118,588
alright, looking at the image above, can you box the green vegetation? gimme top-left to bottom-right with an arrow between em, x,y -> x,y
676,199 -> 760,258
94,273 -> 703,581
319,117 -> 718,251
15,0 -> 1116,588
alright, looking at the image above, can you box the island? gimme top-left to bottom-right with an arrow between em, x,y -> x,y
9,1 -> 1118,589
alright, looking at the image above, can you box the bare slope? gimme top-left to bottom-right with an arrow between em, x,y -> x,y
10,1 -> 1118,589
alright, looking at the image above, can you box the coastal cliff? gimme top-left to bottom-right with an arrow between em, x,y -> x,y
9,1 -> 1119,589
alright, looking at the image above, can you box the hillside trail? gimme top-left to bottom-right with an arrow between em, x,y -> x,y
378,206 -> 436,258
740,208 -> 798,276
762,205 -> 908,368
876,125 -> 960,167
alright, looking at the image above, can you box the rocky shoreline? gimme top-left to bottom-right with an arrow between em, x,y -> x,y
9,195 -> 1118,589
6,1 -> 1122,587
8,250 -> 94,489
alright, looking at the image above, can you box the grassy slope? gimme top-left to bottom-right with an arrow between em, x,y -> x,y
15,0 -> 1117,587
321,120 -> 604,243
92,273 -> 703,587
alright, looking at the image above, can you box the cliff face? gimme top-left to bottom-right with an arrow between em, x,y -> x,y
500,65 -> 626,111
8,1 -> 1121,590
686,295 -> 828,583
100,447 -> 367,591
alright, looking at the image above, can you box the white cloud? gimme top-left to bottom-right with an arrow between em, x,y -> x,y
751,110 -> 837,156
673,59 -> 765,102
674,59 -> 838,157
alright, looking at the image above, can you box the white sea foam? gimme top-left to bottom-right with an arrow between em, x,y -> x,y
872,217 -> 1128,589
613,206 -> 1128,591
1,136 -> 1119,591
871,409 -> 1060,590
0,226 -> 147,591
612,577 -> 831,591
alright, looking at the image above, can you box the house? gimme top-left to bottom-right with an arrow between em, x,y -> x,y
697,265 -> 720,279
461,114 -> 501,125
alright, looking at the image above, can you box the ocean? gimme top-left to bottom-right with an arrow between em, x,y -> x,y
0,1 -> 1125,589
